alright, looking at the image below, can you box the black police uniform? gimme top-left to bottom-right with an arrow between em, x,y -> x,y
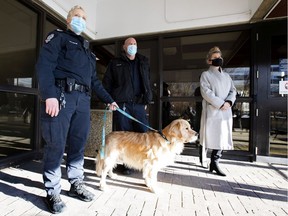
36,29 -> 114,197
103,53 -> 152,132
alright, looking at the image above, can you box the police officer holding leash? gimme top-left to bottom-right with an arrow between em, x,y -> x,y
103,37 -> 152,132
36,5 -> 118,214
102,37 -> 153,175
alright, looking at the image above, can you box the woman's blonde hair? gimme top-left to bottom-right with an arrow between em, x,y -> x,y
206,46 -> 222,64
67,5 -> 85,19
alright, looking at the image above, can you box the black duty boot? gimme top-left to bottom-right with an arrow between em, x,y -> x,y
210,150 -> 226,176
46,194 -> 66,214
67,181 -> 95,202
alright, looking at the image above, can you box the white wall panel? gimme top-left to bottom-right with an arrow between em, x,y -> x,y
95,0 -> 262,40
37,0 -> 263,40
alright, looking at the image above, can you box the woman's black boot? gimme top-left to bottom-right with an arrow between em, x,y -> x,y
210,150 -> 226,176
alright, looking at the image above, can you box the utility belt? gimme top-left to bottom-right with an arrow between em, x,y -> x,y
133,95 -> 145,104
124,95 -> 145,104
55,78 -> 90,95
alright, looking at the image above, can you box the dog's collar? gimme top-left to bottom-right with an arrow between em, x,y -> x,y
158,130 -> 170,144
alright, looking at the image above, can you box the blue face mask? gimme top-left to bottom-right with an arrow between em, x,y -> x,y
70,16 -> 86,35
127,45 -> 137,56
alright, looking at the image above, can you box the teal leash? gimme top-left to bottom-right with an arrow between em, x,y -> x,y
100,109 -> 107,159
99,107 -> 170,159
116,107 -> 157,132
116,107 -> 169,143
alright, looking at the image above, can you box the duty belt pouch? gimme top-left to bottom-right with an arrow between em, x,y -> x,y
66,78 -> 75,92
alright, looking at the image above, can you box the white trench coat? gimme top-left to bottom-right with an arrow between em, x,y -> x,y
199,66 -> 236,152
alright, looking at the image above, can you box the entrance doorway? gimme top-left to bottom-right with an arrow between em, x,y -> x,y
253,19 -> 287,160
161,30 -> 252,159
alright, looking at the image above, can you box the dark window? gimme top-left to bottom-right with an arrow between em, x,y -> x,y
0,92 -> 35,159
0,0 -> 37,88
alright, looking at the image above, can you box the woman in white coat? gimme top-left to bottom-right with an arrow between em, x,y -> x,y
199,46 -> 236,176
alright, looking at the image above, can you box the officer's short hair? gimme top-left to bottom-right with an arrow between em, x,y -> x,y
67,5 -> 85,19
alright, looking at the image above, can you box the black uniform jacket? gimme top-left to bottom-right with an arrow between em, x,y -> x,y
36,29 -> 114,104
102,53 -> 152,105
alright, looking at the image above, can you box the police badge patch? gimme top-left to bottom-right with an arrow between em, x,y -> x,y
45,34 -> 54,43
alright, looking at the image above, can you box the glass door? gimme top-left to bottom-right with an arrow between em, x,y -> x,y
253,19 -> 287,158
269,34 -> 287,157
161,30 -> 252,157
0,1 -> 38,160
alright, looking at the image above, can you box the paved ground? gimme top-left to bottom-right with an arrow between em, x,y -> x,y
0,154 -> 287,216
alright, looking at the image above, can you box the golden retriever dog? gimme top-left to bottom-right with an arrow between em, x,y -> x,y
96,119 -> 198,193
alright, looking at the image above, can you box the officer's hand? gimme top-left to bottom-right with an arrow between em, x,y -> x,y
45,98 -> 59,117
108,102 -> 119,111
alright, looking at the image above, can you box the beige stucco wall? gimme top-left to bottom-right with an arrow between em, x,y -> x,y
85,109 -> 113,158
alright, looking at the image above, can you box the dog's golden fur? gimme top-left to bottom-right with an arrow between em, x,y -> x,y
96,119 -> 198,193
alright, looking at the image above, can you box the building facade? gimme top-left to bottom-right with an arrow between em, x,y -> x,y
0,0 -> 287,167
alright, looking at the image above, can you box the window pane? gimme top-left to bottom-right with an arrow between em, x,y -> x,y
0,0 -> 37,87
165,81 -> 198,97
164,101 -> 199,130
232,102 -> 250,151
270,35 -> 287,97
270,111 -> 287,157
227,67 -> 250,97
0,92 -> 35,159
91,44 -> 116,109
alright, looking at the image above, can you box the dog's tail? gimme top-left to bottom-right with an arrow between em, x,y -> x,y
96,153 -> 104,176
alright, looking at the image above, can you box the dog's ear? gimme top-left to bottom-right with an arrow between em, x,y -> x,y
169,121 -> 182,138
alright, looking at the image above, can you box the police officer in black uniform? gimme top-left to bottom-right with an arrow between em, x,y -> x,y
36,5 -> 118,214
102,37 -> 153,174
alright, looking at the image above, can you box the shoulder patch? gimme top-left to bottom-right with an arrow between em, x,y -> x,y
45,34 -> 54,43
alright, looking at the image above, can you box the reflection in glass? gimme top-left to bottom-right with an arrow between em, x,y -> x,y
0,0 -> 37,87
166,82 -> 198,97
270,112 -> 287,157
226,67 -> 250,97
270,35 -> 287,97
0,92 -> 34,159
162,101 -> 200,131
232,102 -> 250,151
91,44 -> 116,109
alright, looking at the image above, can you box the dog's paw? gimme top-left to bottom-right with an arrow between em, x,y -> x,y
99,183 -> 106,191
145,180 -> 151,188
108,173 -> 117,179
147,181 -> 161,194
150,186 -> 162,194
